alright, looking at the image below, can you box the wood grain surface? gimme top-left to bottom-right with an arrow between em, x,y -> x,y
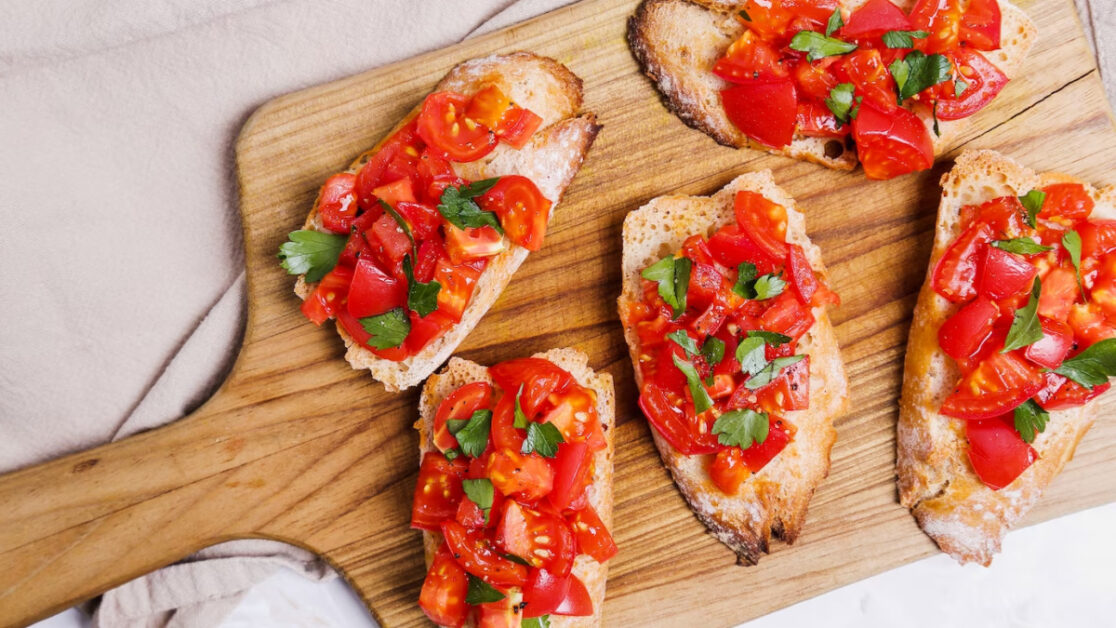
2,0 -> 1115,626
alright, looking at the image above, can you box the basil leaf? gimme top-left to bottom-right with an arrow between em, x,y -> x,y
521,421 -> 564,458
825,82 -> 860,125
380,199 -> 415,249
881,29 -> 929,49
504,553 -> 531,566
402,255 -> 441,317
1063,230 -> 1085,298
1019,189 -> 1046,228
438,181 -> 503,233
513,383 -> 528,429
754,273 -> 787,300
1054,338 -> 1116,389
735,336 -> 767,377
990,238 -> 1053,255
789,31 -> 857,62
462,478 -> 495,524
278,230 -> 346,282
1001,278 -> 1044,353
712,408 -> 769,449
359,307 -> 410,349
444,448 -> 461,461
747,330 -> 792,346
523,617 -> 551,628
446,419 -> 470,435
672,353 -> 714,414
702,336 -> 726,367
466,575 -> 505,605
732,262 -> 759,299
642,256 -> 691,318
746,355 -> 805,390
1013,399 -> 1049,444
667,330 -> 700,358
825,9 -> 843,37
889,50 -> 951,103
955,78 -> 969,98
454,409 -> 493,458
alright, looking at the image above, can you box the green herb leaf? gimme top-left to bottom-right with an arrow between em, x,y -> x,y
735,336 -> 767,377
521,421 -> 564,458
444,448 -> 461,461
359,307 -> 410,349
513,384 -> 528,429
672,353 -> 714,414
712,408 -> 770,449
504,553 -> 531,566
990,238 -> 1053,255
732,262 -> 759,299
454,409 -> 493,458
642,256 -> 692,318
462,478 -> 495,523
1054,338 -> 1116,389
1013,400 -> 1049,444
446,419 -> 470,435
380,199 -> 415,249
1001,278 -> 1043,353
789,31 -> 857,62
889,50 -> 952,103
825,82 -> 860,125
438,180 -> 503,233
932,100 -> 940,137
667,330 -> 700,358
754,273 -> 787,300
881,29 -> 929,49
746,355 -> 805,390
746,330 -> 792,346
825,9 -> 843,36
702,336 -> 726,367
1019,189 -> 1046,228
278,230 -> 346,282
466,575 -> 505,605
522,617 -> 551,628
955,78 -> 969,98
402,255 -> 441,317
1063,230 -> 1086,299
738,8 -> 751,21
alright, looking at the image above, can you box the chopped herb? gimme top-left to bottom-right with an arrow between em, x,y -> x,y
672,353 -> 714,414
1063,230 -> 1086,299
438,179 -> 503,233
1001,278 -> 1043,353
735,336 -> 767,377
359,307 -> 410,349
504,553 -> 531,566
521,421 -> 564,458
746,355 -> 805,389
712,408 -> 770,449
380,199 -> 415,248
522,617 -> 551,628
454,410 -> 493,458
881,29 -> 929,49
754,273 -> 787,300
825,9 -> 844,37
1019,189 -> 1046,228
1054,338 -> 1116,389
278,230 -> 346,282
667,330 -> 700,358
513,384 -> 528,429
955,78 -> 969,98
642,256 -> 692,318
1013,400 -> 1049,444
990,238 -> 1053,255
746,330 -> 792,346
702,336 -> 726,367
889,50 -> 952,103
738,8 -> 751,21
462,478 -> 495,524
825,82 -> 860,125
789,31 -> 858,62
466,575 -> 505,605
444,448 -> 461,461
732,262 -> 759,299
402,255 -> 441,317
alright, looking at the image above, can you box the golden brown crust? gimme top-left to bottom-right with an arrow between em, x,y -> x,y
617,171 -> 849,563
897,149 -> 1116,565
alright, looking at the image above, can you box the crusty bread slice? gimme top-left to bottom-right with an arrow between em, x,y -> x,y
897,149 -> 1116,565
417,348 -> 616,627
617,172 -> 849,563
627,0 -> 1035,172
294,53 -> 600,391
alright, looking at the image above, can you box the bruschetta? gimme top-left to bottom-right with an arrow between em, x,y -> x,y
618,172 -> 849,563
899,149 -> 1116,565
279,53 -> 600,391
412,348 -> 616,627
627,0 -> 1035,179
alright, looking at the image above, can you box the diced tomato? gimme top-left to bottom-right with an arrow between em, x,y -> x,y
466,84 -> 512,129
434,257 -> 485,321
317,173 -> 359,234
966,195 -> 1027,236
418,544 -> 470,628
793,58 -> 840,102
548,441 -> 593,511
441,520 -> 528,587
638,382 -> 720,455
417,92 -> 497,162
477,588 -> 522,628
480,175 -> 552,251
796,101 -> 847,138
739,417 -> 793,472
938,297 -> 999,362
959,0 -> 1002,50
1079,220 -> 1116,260
1042,183 -> 1095,223
1024,317 -> 1073,369
334,305 -> 408,361
541,387 -> 606,451
490,358 -> 575,417
786,243 -> 821,305
552,574 -> 593,617
567,505 -> 618,564
495,106 -> 543,149
395,201 -> 440,240
735,190 -> 789,260
851,100 -> 934,180
300,265 -> 354,325
707,373 -> 736,399
1093,255 -> 1116,317
352,121 -> 420,211
909,0 -> 964,53
710,447 -> 750,494
496,501 -> 575,577
1037,267 -> 1079,322
737,0 -> 796,42
372,177 -> 416,207
1068,302 -> 1116,346
338,229 -> 370,268
413,235 -> 445,283
707,224 -> 779,274
840,0 -> 913,39
687,262 -> 726,311
415,148 -> 458,201
977,246 -> 1036,301
842,49 -> 899,112
434,381 -> 493,452
760,292 -> 814,340
935,48 -> 1008,121
444,224 -> 506,264
714,30 -> 788,83
411,452 -> 467,531
346,256 -> 405,318
368,213 -> 413,266
755,355 -> 810,413
965,415 -> 1037,490
487,449 -> 555,502
490,393 -> 525,453
1035,372 -> 1112,410
932,222 -> 995,302
940,351 -> 1044,419
405,309 -> 455,354
721,79 -> 798,149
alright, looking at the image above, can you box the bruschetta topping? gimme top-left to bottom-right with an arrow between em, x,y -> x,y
413,357 -> 617,627
933,182 -> 1116,489
279,86 -> 553,361
623,190 -> 838,494
716,0 -> 1007,179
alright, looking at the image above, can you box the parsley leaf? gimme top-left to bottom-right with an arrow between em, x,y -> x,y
746,355 -> 805,389
466,575 -> 505,605
462,478 -> 495,524
754,273 -> 787,299
881,29 -> 929,49
521,421 -> 564,457
1019,190 -> 1046,228
702,336 -> 726,367
712,408 -> 769,449
444,448 -> 461,461
667,330 -> 700,358
735,336 -> 767,376
747,330 -> 792,346
789,31 -> 857,62
438,179 -> 503,233
401,255 -> 441,317
990,238 -> 1053,255
1063,230 -> 1086,299
889,50 -> 951,103
825,82 -> 861,125
1054,338 -> 1116,389
1001,278 -> 1043,353
513,384 -> 528,429
454,409 -> 493,458
278,230 -> 346,282
523,617 -> 551,628
672,353 -> 714,414
732,262 -> 759,299
825,9 -> 843,37
642,256 -> 692,318
1013,400 -> 1049,444
359,307 -> 410,349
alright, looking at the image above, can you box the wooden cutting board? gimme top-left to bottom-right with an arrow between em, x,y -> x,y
2,0 -> 1114,625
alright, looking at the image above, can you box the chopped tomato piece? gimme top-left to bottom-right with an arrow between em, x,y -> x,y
932,222 -> 994,302
715,30 -> 788,83
739,417 -> 794,472
541,387 -> 605,450
707,224 -> 779,274
417,92 -> 497,162
441,520 -> 528,587
368,212 -> 413,266
692,295 -> 730,338
346,256 -> 405,318
936,49 -> 1007,121
1035,372 -> 1112,410
434,258 -> 485,322
977,245 -> 1036,301
551,573 -> 593,617
396,201 -> 441,240
444,224 -> 505,264
755,355 -> 810,413
721,79 -> 798,149
1024,317 -> 1073,369
760,292 -> 814,340
548,441 -> 593,511
522,569 -> 584,619
372,177 -> 416,207
567,505 -> 617,564
406,309 -> 455,354
418,544 -> 470,628
737,0 -> 796,42
1068,302 -> 1116,346
851,101 -> 934,180
796,101 -> 847,138
480,175 -> 552,251
495,106 -> 543,149
842,49 -> 899,112
466,84 -> 512,129
300,265 -> 353,325
353,121 -> 420,210
710,447 -> 750,494
735,190 -> 789,260
413,235 -> 445,283
490,393 -> 525,453
959,0 -> 1002,50
434,382 -> 493,452
840,0 -> 913,39
966,415 -> 1036,490
940,352 -> 1044,419
416,148 -> 459,201
909,0 -> 964,53
477,588 -> 522,628
496,501 -> 575,577
1079,220 -> 1116,260
317,173 -> 358,234
786,243 -> 821,305
1037,267 -> 1079,322
490,358 -> 575,417
487,449 -> 555,502
1042,183 -> 1095,224
938,297 -> 999,363
412,452 -> 467,531
793,59 -> 840,102
638,383 -> 720,456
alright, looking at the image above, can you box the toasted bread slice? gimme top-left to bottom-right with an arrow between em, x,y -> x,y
627,0 -> 1035,172
294,53 -> 601,391
417,348 -> 616,627
898,149 -> 1116,565
617,172 -> 849,563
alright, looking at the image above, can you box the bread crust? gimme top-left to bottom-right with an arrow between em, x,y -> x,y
294,52 -> 601,391
617,172 -> 849,564
416,348 -> 616,627
897,149 -> 1116,565
626,0 -> 1035,172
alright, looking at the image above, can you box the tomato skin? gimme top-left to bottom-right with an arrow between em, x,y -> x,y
417,92 -> 497,162
940,351 -> 1044,419
567,505 -> 618,564
740,417 -> 793,472
840,0 -> 913,39
490,358 -> 575,417
793,59 -> 840,103
1024,317 -> 1073,369
959,0 -> 1002,50
707,224 -> 779,274
966,415 -> 1037,490
477,588 -> 523,628
1079,220 -> 1116,260
521,569 -> 593,619
1042,183 -> 1095,223
434,382 -> 494,452
1035,372 -> 1112,410
487,448 -> 555,502
795,101 -> 847,138
721,79 -> 798,149
412,452 -> 467,531
935,49 -> 1008,121
786,243 -> 821,305
755,355 -> 810,413
368,213 -> 413,267
552,574 -> 594,617
495,106 -> 543,149
842,49 -> 899,112
1037,267 -> 1079,322
1068,303 -> 1116,346
938,297 -> 999,362
710,447 -> 750,494
977,245 -> 1036,301
480,175 -> 552,251
496,501 -> 575,577
851,101 -> 934,180
413,235 -> 445,283
909,0 -> 964,53
715,30 -> 788,83
441,520 -> 529,587
760,292 -> 815,340
353,121 -> 420,211
548,441 -> 592,511
300,265 -> 354,325
466,84 -> 512,129
419,544 -> 470,628
372,177 -> 416,207
541,387 -> 605,450
317,173 -> 359,234
346,256 -> 405,318
638,383 -> 721,456
444,224 -> 506,265
735,190 -> 789,260
434,257 -> 485,322
932,222 -> 995,302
